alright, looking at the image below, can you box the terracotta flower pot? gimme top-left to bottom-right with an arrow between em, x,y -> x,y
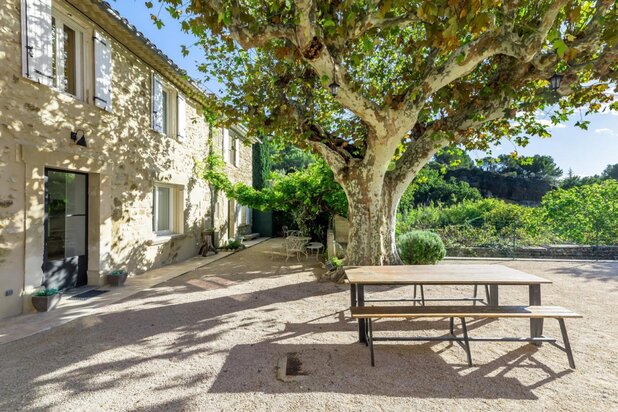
32,293 -> 62,312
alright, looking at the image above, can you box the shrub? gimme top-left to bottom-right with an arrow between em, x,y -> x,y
397,230 -> 447,264
223,239 -> 242,250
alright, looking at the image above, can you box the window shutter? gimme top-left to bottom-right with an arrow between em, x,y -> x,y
94,31 -> 112,111
234,138 -> 240,166
246,207 -> 252,225
222,128 -> 230,163
177,94 -> 186,140
22,0 -> 53,86
235,202 -> 241,231
152,74 -> 163,132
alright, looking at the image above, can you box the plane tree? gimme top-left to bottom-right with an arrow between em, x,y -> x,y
155,0 -> 617,264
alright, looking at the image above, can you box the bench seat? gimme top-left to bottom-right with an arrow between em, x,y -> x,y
351,305 -> 581,368
351,305 -> 582,319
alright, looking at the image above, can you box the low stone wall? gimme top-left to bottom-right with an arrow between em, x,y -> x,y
447,245 -> 618,260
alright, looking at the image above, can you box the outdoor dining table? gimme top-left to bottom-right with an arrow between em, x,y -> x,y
345,264 -> 552,344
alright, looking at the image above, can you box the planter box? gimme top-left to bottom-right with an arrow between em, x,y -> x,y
107,272 -> 128,286
32,293 -> 62,312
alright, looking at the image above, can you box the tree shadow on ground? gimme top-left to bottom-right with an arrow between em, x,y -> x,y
208,341 -> 572,400
551,262 -> 618,283
0,244 -> 578,409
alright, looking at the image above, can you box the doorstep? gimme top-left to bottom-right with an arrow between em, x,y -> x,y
0,237 -> 270,345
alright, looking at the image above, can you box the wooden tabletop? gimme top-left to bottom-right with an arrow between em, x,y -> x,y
344,264 -> 552,285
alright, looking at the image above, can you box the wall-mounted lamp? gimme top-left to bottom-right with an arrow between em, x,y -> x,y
70,130 -> 87,147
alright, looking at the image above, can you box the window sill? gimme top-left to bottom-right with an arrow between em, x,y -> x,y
149,233 -> 185,246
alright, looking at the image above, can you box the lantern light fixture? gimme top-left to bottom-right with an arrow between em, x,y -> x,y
549,73 -> 563,91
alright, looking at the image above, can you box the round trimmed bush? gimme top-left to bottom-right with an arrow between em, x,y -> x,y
397,230 -> 447,264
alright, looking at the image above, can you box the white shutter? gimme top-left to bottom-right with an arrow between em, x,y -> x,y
152,74 -> 163,132
222,128 -> 230,163
246,207 -> 252,225
22,0 -> 53,86
177,94 -> 186,140
234,138 -> 240,166
235,202 -> 241,231
94,31 -> 112,111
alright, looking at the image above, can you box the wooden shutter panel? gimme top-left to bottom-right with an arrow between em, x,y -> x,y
222,128 -> 230,163
152,74 -> 163,132
234,138 -> 240,166
22,0 -> 53,86
235,202 -> 241,232
177,94 -> 186,140
246,207 -> 252,225
94,31 -> 112,111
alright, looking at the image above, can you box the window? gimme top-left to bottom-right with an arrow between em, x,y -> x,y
22,1 -> 113,107
230,137 -> 238,167
153,184 -> 183,236
51,14 -> 84,98
222,129 -> 241,166
152,74 -> 182,137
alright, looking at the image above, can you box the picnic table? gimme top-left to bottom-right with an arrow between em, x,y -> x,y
345,264 -> 552,344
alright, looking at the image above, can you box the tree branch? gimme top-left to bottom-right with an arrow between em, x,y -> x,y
292,0 -> 388,134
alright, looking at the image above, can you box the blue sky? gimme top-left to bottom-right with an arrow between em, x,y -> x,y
111,1 -> 618,177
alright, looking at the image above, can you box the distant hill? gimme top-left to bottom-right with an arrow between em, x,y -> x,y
446,169 -> 555,205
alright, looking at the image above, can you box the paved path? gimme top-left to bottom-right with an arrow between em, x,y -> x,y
0,237 -> 269,344
1,241 -> 616,411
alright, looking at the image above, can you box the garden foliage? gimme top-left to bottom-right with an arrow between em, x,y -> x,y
397,180 -> 618,247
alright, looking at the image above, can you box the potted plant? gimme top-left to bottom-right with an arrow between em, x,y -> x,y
32,288 -> 62,312
107,269 -> 128,286
325,257 -> 346,282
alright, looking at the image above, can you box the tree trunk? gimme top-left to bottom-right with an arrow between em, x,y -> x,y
342,176 -> 403,266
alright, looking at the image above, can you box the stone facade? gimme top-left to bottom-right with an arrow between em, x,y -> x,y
0,0 -> 253,319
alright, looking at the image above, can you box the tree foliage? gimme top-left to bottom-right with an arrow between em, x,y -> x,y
478,154 -> 563,182
201,151 -> 347,236
155,0 -> 617,159
399,167 -> 481,211
560,163 -> 618,188
541,179 -> 618,244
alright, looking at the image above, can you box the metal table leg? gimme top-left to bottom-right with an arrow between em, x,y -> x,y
529,284 -> 543,346
358,285 -> 366,344
488,285 -> 499,306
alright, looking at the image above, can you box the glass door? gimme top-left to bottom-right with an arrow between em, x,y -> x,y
43,169 -> 88,290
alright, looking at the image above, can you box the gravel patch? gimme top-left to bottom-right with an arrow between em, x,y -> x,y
1,240 -> 617,411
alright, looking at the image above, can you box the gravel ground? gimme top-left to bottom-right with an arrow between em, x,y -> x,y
1,239 -> 617,411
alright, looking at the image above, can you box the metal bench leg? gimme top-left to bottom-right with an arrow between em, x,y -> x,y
484,285 -> 490,305
558,318 -> 576,369
460,317 -> 473,367
420,285 -> 425,306
473,285 -> 478,306
368,318 -> 375,367
449,317 -> 454,336
413,285 -> 417,306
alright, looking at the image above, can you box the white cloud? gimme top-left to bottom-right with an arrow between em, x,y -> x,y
537,119 -> 566,128
594,128 -> 615,135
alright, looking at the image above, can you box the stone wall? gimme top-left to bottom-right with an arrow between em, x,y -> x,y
0,0 -> 252,319
447,245 -> 618,260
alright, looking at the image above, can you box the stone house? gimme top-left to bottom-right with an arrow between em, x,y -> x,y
0,0 -> 254,320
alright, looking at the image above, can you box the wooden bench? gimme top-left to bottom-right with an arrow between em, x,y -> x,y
350,305 -> 582,368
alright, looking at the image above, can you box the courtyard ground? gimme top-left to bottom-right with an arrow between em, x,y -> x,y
1,239 -> 616,411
